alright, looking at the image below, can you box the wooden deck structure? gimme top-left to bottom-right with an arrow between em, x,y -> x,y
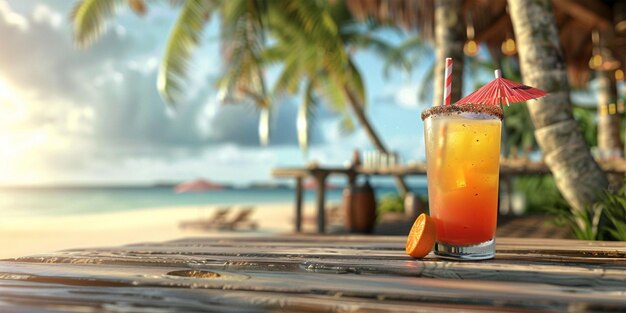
1,235 -> 625,312
272,159 -> 626,233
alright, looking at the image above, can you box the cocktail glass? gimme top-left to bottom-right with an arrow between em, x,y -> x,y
421,104 -> 503,260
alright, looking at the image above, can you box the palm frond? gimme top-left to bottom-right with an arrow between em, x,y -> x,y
317,73 -> 347,113
71,0 -> 125,47
260,45 -> 290,65
217,0 -> 267,104
345,32 -> 412,78
383,35 -> 430,77
346,58 -> 365,106
277,1 -> 350,85
339,114 -> 355,134
272,49 -> 305,95
157,0 -> 216,105
595,187 -> 626,240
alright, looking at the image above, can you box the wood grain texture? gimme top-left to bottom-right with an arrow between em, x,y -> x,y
1,235 -> 625,312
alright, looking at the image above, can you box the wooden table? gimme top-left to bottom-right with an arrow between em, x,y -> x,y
1,235 -> 625,312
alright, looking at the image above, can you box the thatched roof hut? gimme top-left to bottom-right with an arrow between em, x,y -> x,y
347,0 -> 624,88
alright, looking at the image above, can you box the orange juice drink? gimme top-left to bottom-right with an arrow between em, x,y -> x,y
421,104 -> 503,260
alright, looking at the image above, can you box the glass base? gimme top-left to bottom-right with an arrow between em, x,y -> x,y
434,238 -> 495,260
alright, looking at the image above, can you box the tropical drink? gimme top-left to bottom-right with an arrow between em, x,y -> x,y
421,104 -> 503,260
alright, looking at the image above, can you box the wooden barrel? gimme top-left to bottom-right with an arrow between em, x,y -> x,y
343,181 -> 377,233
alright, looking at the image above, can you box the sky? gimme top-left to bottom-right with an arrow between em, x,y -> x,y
0,0 -> 443,186
0,1 -> 613,187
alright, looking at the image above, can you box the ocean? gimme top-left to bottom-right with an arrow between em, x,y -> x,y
0,184 -> 427,258
0,185 -> 428,218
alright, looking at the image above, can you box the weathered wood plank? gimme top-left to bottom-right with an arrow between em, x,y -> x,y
1,262 -> 625,312
63,236 -> 626,262
2,236 -> 626,312
6,237 -> 626,291
0,280 -> 544,313
103,236 -> 626,256
9,251 -> 626,291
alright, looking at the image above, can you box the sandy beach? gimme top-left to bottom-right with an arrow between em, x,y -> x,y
0,201 -> 335,259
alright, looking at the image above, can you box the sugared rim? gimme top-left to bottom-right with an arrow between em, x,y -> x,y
421,104 -> 504,120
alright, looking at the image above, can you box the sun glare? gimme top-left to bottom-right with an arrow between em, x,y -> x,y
0,77 -> 15,101
0,76 -> 41,183
0,76 -> 25,119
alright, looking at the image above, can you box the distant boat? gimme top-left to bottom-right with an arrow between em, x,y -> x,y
174,179 -> 224,193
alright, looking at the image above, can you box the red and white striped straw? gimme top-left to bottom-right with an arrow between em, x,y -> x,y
443,57 -> 453,105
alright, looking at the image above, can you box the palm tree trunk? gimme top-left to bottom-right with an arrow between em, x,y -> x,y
623,84 -> 626,158
508,0 -> 608,213
433,0 -> 465,106
344,85 -> 410,197
597,70 -> 622,155
596,70 -> 623,189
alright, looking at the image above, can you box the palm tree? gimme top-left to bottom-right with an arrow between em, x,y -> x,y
71,0 -> 411,196
348,0 -> 613,215
432,0 -> 465,106
507,0 -> 608,214
596,70 -> 622,157
596,69 -> 623,188
346,0 -> 465,106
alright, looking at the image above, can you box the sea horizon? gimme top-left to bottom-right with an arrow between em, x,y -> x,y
0,184 -> 428,218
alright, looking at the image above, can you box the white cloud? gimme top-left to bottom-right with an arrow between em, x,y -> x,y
127,56 -> 159,74
115,25 -> 127,37
32,4 -> 61,28
0,0 -> 28,31
196,98 -> 218,137
379,82 -> 429,108
66,106 -> 95,134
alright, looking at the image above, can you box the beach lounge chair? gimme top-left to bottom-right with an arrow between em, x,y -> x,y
179,207 -> 231,229
217,206 -> 257,231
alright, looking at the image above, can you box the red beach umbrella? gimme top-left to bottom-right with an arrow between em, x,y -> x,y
456,69 -> 548,106
174,179 -> 223,193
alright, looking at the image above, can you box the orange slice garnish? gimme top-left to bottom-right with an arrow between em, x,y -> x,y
405,213 -> 436,258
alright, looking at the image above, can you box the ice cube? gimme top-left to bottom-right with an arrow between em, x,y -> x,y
439,165 -> 467,191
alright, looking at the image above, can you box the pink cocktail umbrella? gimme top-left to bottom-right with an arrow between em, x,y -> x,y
456,69 -> 548,106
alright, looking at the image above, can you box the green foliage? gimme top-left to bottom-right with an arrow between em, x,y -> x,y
339,115 -> 356,134
218,0 -> 268,107
502,104 -> 537,154
499,57 -> 537,155
514,175 -> 566,214
501,104 -> 597,157
71,0 -> 125,47
572,106 -> 598,147
377,193 -> 404,215
594,184 -> 626,241
552,205 -> 603,240
377,34 -> 430,78
551,181 -> 626,241
159,1 -> 217,105
258,1 -> 368,148
72,0 -> 380,151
